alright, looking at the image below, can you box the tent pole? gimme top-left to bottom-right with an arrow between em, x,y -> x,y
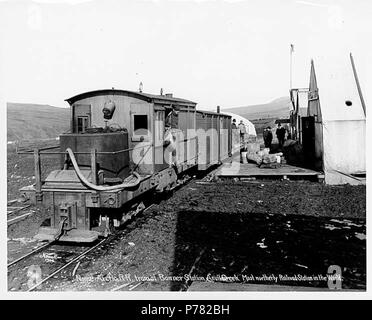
350,53 -> 366,116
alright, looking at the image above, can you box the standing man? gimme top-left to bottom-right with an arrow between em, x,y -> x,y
232,119 -> 237,129
276,122 -> 286,149
263,126 -> 273,150
165,107 -> 179,129
238,120 -> 246,144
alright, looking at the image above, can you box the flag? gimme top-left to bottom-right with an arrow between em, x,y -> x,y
290,44 -> 294,53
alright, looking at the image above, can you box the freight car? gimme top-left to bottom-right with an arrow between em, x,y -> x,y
20,89 -> 240,242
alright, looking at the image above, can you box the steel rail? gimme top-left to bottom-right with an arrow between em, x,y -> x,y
7,212 -> 35,225
7,241 -> 56,268
7,205 -> 31,216
27,238 -> 107,291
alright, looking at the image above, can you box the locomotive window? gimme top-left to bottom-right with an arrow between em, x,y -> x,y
77,116 -> 88,133
134,115 -> 148,131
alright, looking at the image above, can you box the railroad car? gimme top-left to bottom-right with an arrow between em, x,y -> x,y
20,89 -> 241,242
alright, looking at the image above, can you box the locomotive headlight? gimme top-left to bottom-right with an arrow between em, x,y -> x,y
106,196 -> 116,206
102,100 -> 116,120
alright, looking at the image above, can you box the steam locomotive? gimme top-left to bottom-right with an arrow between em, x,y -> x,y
20,89 -> 242,242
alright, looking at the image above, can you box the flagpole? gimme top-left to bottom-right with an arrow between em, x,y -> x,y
289,44 -> 294,139
290,44 -> 293,90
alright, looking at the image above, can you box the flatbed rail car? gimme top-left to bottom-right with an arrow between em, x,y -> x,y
19,89 -> 241,242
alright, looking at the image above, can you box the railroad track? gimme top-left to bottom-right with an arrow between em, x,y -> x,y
7,172 -> 202,292
7,201 -> 159,292
7,205 -> 30,215
7,200 -> 34,225
27,239 -> 107,291
7,239 -> 103,291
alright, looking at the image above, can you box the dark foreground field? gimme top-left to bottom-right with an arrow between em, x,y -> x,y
7,146 -> 366,291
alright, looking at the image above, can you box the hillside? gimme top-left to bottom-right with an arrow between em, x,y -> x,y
6,97 -> 292,141
7,103 -> 70,141
222,97 -> 292,120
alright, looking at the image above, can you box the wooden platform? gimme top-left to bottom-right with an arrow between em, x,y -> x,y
216,162 -> 324,181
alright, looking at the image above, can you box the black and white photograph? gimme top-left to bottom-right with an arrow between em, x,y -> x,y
1,0 -> 369,297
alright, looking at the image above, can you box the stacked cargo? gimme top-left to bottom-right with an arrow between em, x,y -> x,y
244,142 -> 285,168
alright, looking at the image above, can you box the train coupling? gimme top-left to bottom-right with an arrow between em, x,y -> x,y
35,203 -> 100,243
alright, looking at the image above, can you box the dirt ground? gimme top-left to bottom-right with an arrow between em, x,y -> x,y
7,141 -> 61,202
7,146 -> 366,292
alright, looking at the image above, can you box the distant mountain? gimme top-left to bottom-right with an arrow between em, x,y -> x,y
222,96 -> 292,120
7,103 -> 70,141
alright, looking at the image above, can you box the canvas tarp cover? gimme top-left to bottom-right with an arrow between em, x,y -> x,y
311,53 -> 366,184
323,120 -> 365,184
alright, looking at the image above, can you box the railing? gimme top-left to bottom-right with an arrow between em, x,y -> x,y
19,143 -> 153,199
19,134 -> 218,196
16,144 -> 152,156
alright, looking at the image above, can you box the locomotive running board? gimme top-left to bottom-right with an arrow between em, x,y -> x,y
35,227 -> 100,243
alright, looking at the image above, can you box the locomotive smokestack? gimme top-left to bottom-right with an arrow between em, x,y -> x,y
217,105 -> 220,113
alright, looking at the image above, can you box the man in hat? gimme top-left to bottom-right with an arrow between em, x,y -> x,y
238,120 -> 246,144
276,122 -> 286,149
263,126 -> 273,150
232,119 -> 237,130
165,106 -> 179,129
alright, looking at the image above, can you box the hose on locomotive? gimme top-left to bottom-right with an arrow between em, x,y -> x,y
66,148 -> 141,191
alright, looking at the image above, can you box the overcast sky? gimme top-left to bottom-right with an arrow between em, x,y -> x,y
1,0 -> 371,110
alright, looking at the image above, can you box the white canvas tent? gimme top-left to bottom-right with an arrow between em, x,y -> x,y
221,112 -> 257,154
222,112 -> 257,136
308,53 -> 366,185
